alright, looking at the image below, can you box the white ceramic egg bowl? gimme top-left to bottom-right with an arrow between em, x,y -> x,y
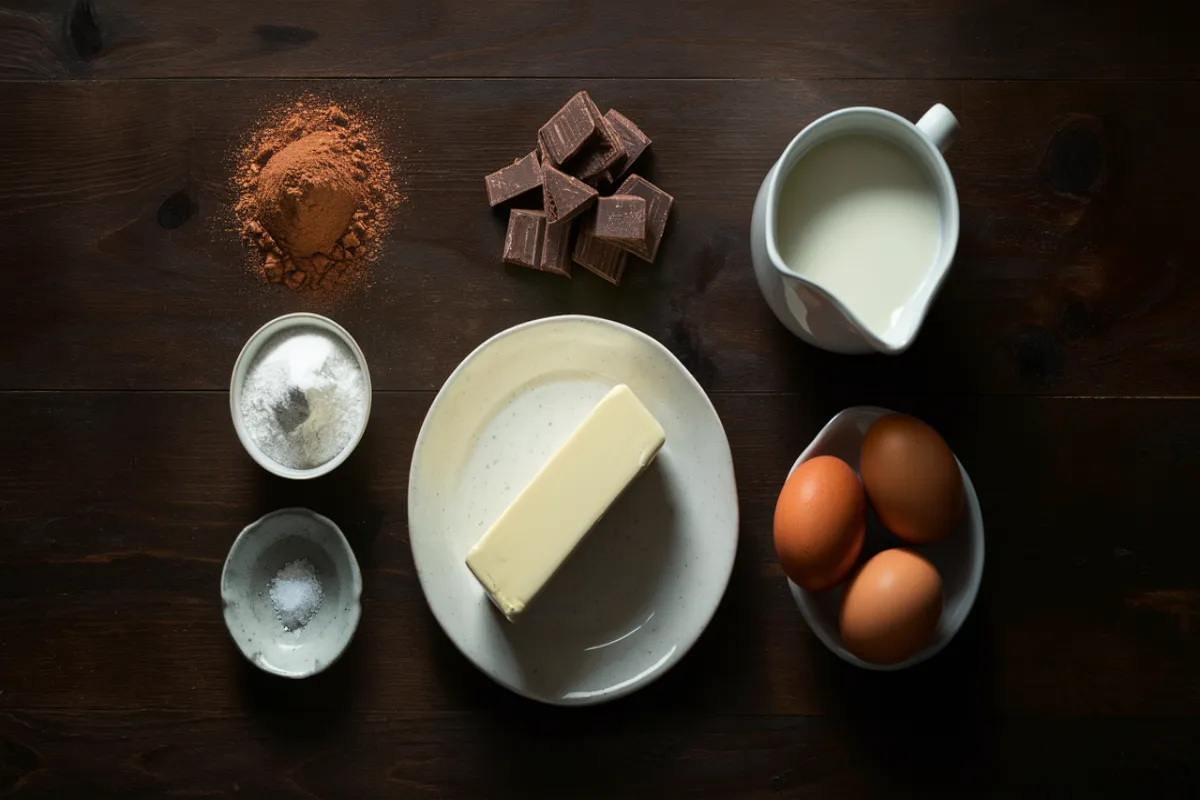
788,406 -> 984,671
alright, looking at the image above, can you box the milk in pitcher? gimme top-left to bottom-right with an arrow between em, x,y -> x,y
775,135 -> 942,336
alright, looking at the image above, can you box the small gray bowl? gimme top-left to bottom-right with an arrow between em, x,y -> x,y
221,507 -> 363,678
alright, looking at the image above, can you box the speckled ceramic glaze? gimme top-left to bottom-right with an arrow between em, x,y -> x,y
788,406 -> 985,671
408,315 -> 739,705
221,507 -> 363,678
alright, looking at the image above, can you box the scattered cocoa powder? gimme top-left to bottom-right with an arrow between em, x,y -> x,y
234,98 -> 397,293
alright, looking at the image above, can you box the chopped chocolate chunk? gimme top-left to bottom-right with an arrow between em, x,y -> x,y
485,151 -> 543,207
503,208 -> 546,269
543,164 -> 598,226
604,110 -> 651,181
537,91 -> 602,166
572,101 -> 625,181
613,175 -> 674,262
572,214 -> 628,285
540,218 -> 573,277
593,195 -> 646,246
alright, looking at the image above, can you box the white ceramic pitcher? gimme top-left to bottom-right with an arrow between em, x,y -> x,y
750,104 -> 960,354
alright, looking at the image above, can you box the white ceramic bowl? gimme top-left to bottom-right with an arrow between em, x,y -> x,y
788,406 -> 984,670
408,315 -> 739,705
230,312 -> 372,479
220,507 -> 363,678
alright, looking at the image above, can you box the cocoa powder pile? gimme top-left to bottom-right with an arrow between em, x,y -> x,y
235,99 -> 397,292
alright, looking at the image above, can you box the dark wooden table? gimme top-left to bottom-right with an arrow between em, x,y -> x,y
2,2 -> 1199,796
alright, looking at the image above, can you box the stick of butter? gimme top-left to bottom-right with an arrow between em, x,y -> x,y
466,384 -> 666,621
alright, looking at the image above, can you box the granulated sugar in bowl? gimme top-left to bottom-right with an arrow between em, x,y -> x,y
231,313 -> 371,479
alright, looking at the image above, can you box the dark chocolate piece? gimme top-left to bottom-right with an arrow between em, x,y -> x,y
543,165 -> 598,226
593,195 -> 646,246
604,110 -> 651,181
613,175 -> 674,262
540,218 -> 573,277
572,99 -> 625,181
485,151 -> 542,207
537,91 -> 602,166
503,208 -> 546,269
572,214 -> 628,285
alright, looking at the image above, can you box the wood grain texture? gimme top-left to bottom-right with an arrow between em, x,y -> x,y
1,79 -> 1197,395
2,710 -> 1197,798
0,0 -> 1195,80
2,393 -> 1197,718
1,1 -> 1197,792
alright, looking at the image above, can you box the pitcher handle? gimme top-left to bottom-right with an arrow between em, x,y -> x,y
916,104 -> 959,154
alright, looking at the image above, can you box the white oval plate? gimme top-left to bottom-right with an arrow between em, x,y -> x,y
788,406 -> 985,670
409,315 -> 739,705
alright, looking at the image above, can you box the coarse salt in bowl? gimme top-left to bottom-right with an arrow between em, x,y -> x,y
230,312 -> 372,479
221,507 -> 363,679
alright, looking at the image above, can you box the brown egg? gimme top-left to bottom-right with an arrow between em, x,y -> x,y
840,548 -> 943,665
773,455 -> 866,591
860,413 -> 964,544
